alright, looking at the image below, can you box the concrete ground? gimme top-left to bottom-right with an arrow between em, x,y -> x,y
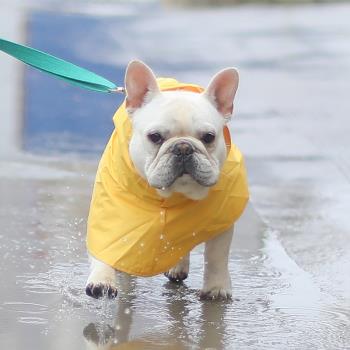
0,1 -> 350,349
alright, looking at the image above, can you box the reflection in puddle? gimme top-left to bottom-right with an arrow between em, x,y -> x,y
82,278 -> 229,350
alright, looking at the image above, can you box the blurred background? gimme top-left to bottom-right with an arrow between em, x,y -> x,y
1,0 -> 350,349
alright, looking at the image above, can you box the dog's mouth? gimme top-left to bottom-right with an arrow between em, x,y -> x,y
168,156 -> 197,185
157,159 -> 216,189
147,148 -> 218,190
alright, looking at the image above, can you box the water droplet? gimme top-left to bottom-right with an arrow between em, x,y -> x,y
161,187 -> 166,191
160,234 -> 164,239
124,308 -> 131,315
140,242 -> 144,247
192,232 -> 196,236
116,324 -> 121,330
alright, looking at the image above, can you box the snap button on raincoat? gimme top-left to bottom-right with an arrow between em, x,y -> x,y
86,78 -> 249,277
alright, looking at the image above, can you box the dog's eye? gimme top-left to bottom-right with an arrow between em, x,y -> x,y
148,132 -> 163,145
201,132 -> 215,144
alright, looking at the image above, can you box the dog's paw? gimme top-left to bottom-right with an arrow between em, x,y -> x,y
164,270 -> 188,283
200,286 -> 232,301
85,283 -> 118,299
164,256 -> 190,283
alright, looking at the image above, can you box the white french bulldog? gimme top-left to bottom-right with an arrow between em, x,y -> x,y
86,60 -> 239,300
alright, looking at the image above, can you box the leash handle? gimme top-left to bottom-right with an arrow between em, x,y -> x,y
0,37 -> 125,94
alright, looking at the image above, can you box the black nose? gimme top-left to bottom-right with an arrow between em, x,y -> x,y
172,142 -> 194,156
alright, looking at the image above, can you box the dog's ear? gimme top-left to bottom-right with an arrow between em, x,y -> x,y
125,60 -> 160,114
203,68 -> 239,120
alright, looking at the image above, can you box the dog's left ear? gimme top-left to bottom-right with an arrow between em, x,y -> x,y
203,68 -> 239,120
125,60 -> 160,114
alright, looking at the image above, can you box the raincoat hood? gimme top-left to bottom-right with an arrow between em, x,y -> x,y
87,78 -> 249,276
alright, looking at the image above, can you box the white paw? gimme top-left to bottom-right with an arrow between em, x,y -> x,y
164,257 -> 189,283
86,262 -> 118,299
201,271 -> 232,300
85,282 -> 118,299
164,268 -> 188,283
200,286 -> 232,300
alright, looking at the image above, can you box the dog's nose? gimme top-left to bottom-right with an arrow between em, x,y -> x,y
172,142 -> 194,156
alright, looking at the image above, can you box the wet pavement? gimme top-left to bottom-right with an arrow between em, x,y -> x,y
1,1 -> 350,349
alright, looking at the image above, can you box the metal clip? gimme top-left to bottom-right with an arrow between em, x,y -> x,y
109,86 -> 126,94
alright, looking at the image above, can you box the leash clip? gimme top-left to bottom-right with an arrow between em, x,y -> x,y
109,86 -> 126,94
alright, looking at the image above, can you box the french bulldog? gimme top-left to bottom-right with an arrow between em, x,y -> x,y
86,60 -> 241,300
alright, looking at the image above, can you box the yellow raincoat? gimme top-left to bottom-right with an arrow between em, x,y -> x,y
87,78 -> 249,276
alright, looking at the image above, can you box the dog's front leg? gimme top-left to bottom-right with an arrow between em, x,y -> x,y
201,226 -> 234,300
85,256 -> 118,299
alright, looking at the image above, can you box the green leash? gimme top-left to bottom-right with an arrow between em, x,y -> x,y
0,37 -> 125,94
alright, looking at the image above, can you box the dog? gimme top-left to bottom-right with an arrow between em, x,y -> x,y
85,60 -> 249,300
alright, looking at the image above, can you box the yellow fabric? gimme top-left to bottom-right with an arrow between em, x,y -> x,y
86,78 -> 249,276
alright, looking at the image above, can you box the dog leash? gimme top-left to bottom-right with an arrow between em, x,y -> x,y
0,37 -> 125,94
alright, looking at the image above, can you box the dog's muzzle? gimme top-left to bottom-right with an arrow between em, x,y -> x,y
171,141 -> 195,175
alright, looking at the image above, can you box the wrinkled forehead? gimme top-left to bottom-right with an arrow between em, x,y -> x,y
132,91 -> 224,135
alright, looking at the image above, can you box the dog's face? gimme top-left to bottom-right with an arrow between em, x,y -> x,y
125,61 -> 239,200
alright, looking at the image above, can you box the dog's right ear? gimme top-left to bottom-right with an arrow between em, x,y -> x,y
125,60 -> 160,115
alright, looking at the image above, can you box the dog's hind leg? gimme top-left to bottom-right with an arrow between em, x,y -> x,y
85,256 -> 118,299
164,253 -> 190,283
